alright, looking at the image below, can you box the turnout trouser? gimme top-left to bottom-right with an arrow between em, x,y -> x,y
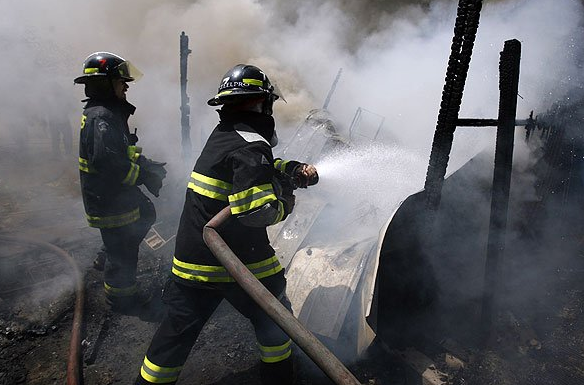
100,194 -> 156,302
135,271 -> 294,385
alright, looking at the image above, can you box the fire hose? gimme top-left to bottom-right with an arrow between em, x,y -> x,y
203,207 -> 362,385
0,235 -> 84,385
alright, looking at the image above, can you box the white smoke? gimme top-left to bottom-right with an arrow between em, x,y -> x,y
1,0 -> 581,166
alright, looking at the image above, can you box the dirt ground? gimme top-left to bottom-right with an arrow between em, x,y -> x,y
2,140 -> 584,385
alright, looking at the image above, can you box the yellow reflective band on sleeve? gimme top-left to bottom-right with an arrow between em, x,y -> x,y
243,78 -> 263,86
228,184 -> 277,214
140,356 -> 182,384
273,200 -> 285,225
273,159 -> 289,173
122,163 -> 140,186
258,339 -> 292,363
103,282 -> 137,297
79,157 -> 97,174
127,145 -> 142,162
84,68 -> 99,74
80,114 -> 87,130
187,172 -> 232,202
172,255 -> 282,283
85,207 -> 140,228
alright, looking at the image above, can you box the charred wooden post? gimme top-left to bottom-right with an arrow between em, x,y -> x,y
481,39 -> 522,343
180,31 -> 192,161
456,117 -> 533,127
424,0 -> 484,212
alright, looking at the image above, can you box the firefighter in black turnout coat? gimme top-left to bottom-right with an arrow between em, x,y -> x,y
74,52 -> 167,313
135,64 -> 318,385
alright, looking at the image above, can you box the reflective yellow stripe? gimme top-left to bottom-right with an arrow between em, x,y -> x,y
246,256 -> 283,279
228,184 -> 277,214
243,78 -> 263,86
79,157 -> 89,173
80,114 -> 87,130
85,208 -> 140,228
127,146 -> 142,162
79,157 -> 97,174
140,356 -> 182,384
84,67 -> 99,74
122,163 -> 140,185
258,339 -> 292,363
273,159 -> 289,173
172,255 -> 282,282
218,90 -> 233,96
273,200 -> 285,225
104,282 -> 137,297
187,172 -> 232,201
192,172 -> 232,189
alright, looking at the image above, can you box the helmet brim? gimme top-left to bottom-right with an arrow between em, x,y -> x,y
74,60 -> 141,84
74,73 -> 135,84
207,89 -> 271,106
74,73 -> 106,84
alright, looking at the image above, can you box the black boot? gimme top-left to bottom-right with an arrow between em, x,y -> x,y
106,285 -> 164,322
260,357 -> 295,385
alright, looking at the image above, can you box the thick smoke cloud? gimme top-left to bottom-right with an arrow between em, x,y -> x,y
1,0 -> 582,166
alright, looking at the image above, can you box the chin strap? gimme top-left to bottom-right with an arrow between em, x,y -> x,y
269,131 -> 278,147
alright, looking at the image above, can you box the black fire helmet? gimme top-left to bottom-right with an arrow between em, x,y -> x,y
207,64 -> 285,107
74,52 -> 142,84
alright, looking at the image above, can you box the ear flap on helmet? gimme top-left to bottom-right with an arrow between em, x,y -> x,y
261,93 -> 277,116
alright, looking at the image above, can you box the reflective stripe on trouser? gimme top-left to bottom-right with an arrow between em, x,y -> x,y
86,207 -> 140,229
187,171 -> 232,201
101,195 -> 156,301
139,356 -> 182,384
104,282 -> 137,297
228,184 -> 277,214
171,256 -> 282,283
258,339 -> 292,363
136,275 -> 291,385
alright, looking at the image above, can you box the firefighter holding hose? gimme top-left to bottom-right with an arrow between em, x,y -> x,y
74,52 -> 167,315
135,64 -> 318,385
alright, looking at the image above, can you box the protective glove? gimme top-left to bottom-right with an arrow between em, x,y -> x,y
143,174 -> 163,197
145,160 -> 167,181
138,157 -> 167,197
292,163 -> 319,188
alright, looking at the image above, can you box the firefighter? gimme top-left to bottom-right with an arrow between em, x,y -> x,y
135,64 -> 318,385
74,52 -> 167,314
